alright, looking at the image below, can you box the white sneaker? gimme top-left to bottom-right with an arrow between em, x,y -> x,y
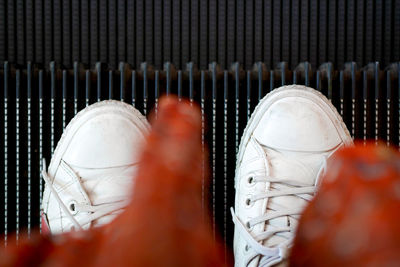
41,100 -> 150,234
231,85 -> 353,266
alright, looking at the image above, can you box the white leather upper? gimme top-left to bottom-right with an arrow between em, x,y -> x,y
63,113 -> 147,168
42,100 -> 149,234
254,96 -> 342,152
233,85 -> 353,267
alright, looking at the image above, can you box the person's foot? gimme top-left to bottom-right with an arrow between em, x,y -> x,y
231,85 -> 353,266
290,144 -> 400,267
41,100 -> 149,234
3,97 -> 225,267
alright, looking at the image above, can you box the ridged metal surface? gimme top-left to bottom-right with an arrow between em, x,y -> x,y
0,0 -> 399,70
0,61 -> 399,263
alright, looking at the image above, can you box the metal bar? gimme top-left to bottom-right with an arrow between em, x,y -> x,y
74,63 -> 79,114
50,62 -> 55,154
387,70 -> 391,146
188,63 -> 194,105
177,71 -> 182,101
39,70 -> 43,233
257,63 -> 263,101
143,65 -> 147,115
132,70 -> 136,107
375,62 -> 380,145
351,63 -> 356,138
281,63 -> 286,86
96,63 -> 102,102
109,70 -> 114,100
154,70 -> 159,117
316,71 -> 321,91
363,71 -> 367,145
293,70 -> 297,84
27,62 -> 32,237
270,70 -> 274,91
4,62 -> 8,245
235,63 -> 240,154
211,63 -> 217,241
119,63 -> 126,102
246,71 -> 251,121
305,62 -> 310,86
16,69 -> 20,243
340,70 -> 344,118
63,70 -> 67,129
223,70 -> 228,264
85,70 -> 90,107
327,63 -> 333,100
200,70 -> 205,222
166,62 -> 171,96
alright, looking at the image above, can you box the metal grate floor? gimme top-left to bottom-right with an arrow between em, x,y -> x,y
1,61 -> 399,261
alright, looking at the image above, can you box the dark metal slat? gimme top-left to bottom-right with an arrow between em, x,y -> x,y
363,70 -> 368,144
387,70 -> 392,146
50,62 -> 56,154
245,0 -> 254,69
53,0 -> 62,64
96,63 -> 101,102
85,70 -> 90,107
131,70 -> 136,107
211,63 -> 217,241
154,70 -> 159,116
109,70 -> 114,100
27,63 -> 32,237
172,0 -> 181,68
145,0 -> 154,65
200,70 -> 206,221
3,62 -> 8,245
223,70 -> 228,264
375,62 -> 380,144
177,70 -> 182,100
15,69 -> 20,243
73,63 -> 79,114
62,70 -> 67,129
143,64 -> 148,115
38,69 -> 43,232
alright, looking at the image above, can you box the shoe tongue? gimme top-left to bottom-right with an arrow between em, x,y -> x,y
264,147 -> 322,185
262,147 -> 324,247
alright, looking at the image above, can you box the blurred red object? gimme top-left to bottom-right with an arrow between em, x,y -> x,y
290,143 -> 400,267
0,97 -> 226,267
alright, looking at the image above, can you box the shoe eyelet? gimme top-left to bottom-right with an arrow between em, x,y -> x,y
244,195 -> 254,208
246,221 -> 251,229
247,176 -> 254,184
245,198 -> 251,206
245,244 -> 250,252
68,200 -> 78,215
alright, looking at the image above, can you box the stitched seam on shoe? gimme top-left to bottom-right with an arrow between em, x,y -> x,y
60,161 -> 91,204
235,85 -> 353,185
49,100 -> 150,174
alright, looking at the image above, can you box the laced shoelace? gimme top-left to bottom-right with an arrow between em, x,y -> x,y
231,143 -> 341,266
41,159 -> 129,231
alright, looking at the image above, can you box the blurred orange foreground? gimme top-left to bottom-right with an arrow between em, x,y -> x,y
290,144 -> 400,266
1,97 -> 226,267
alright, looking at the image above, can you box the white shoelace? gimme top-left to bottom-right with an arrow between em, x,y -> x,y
41,159 -> 129,231
232,143 -> 341,266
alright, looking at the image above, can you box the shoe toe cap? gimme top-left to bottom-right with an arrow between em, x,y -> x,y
254,97 -> 343,151
63,113 -> 148,168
